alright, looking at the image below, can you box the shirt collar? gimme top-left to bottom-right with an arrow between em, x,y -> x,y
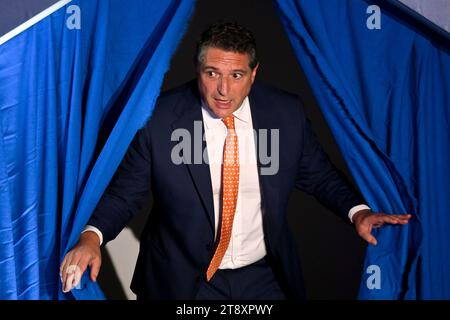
202,97 -> 251,130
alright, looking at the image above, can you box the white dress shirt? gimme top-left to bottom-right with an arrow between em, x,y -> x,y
202,97 -> 266,269
84,97 -> 370,267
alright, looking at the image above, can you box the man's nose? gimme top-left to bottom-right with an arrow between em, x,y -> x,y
217,77 -> 229,96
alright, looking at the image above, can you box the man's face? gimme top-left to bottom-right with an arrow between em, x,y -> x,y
197,47 -> 259,119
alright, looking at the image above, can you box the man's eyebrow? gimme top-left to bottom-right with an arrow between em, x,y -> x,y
231,69 -> 247,74
202,66 -> 248,73
202,65 -> 219,70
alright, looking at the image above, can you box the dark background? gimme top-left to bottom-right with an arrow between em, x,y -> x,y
99,0 -> 367,300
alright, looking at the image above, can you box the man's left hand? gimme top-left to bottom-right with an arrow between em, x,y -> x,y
353,209 -> 411,245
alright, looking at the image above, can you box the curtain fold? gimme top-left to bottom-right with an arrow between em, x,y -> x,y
0,0 -> 195,299
275,0 -> 450,299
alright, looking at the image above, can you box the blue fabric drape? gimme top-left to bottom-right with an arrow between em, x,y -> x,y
275,0 -> 450,299
0,0 -> 194,299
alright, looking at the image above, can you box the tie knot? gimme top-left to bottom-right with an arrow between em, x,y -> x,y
222,115 -> 235,129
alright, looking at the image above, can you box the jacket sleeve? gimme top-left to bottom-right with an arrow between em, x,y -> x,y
294,100 -> 364,222
87,125 -> 152,244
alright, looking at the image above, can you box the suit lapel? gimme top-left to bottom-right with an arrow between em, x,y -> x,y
248,84 -> 279,223
171,84 -> 215,232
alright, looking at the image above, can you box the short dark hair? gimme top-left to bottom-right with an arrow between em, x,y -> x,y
195,22 -> 258,69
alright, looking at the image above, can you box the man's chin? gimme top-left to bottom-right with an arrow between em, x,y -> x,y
216,109 -> 234,118
210,105 -> 236,118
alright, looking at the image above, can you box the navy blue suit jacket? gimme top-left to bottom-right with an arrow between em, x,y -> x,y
88,80 -> 364,299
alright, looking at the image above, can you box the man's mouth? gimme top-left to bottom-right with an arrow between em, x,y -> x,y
214,98 -> 232,108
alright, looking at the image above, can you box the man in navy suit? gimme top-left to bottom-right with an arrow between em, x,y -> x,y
60,22 -> 410,299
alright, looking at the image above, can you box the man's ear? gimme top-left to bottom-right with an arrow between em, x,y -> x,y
251,63 -> 259,82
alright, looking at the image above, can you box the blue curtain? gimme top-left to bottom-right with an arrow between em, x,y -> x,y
275,0 -> 450,299
0,0 -> 195,299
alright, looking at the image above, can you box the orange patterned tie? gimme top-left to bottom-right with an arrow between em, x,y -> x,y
206,115 -> 239,281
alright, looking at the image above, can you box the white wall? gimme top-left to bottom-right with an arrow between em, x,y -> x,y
105,226 -> 140,300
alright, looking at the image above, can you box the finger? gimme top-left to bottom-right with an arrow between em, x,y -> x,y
65,264 -> 83,292
72,258 -> 90,289
382,216 -> 400,224
61,253 -> 74,291
71,265 -> 82,290
62,253 -> 82,292
62,262 -> 74,292
77,256 -> 90,276
389,214 -> 408,219
395,214 -> 412,222
380,215 -> 410,225
63,274 -> 74,293
63,265 -> 77,293
375,213 -> 411,219
374,215 -> 402,225
90,257 -> 101,282
361,231 -> 378,246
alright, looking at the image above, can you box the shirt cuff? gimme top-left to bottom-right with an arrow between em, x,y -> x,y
348,204 -> 371,223
82,225 -> 104,246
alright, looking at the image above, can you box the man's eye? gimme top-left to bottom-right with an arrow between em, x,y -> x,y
207,71 -> 216,77
232,73 -> 243,79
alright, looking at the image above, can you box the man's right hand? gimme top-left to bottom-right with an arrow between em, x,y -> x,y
60,231 -> 102,293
